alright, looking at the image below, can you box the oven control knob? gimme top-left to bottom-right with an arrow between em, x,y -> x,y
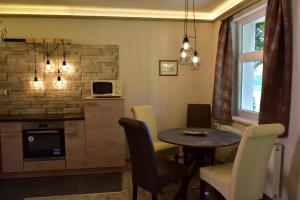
28,136 -> 35,143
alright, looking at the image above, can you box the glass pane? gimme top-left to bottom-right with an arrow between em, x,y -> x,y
240,60 -> 263,112
242,16 -> 265,53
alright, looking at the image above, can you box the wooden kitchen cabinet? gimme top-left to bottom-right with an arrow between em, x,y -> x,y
64,120 -> 86,169
0,123 -> 23,172
84,98 -> 125,169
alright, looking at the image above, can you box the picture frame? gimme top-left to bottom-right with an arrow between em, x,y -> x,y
159,60 -> 178,76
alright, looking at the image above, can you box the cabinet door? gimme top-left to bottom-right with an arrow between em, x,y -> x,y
1,132 -> 23,172
65,130 -> 86,169
85,100 -> 125,168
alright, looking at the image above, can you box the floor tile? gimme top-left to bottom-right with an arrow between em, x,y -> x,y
28,175 -> 81,197
77,173 -> 122,194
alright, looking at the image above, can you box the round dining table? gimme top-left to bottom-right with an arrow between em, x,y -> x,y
158,127 -> 241,197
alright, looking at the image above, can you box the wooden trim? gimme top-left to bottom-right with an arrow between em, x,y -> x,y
0,167 -> 126,179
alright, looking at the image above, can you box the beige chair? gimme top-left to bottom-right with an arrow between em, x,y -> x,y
215,125 -> 242,163
131,105 -> 179,160
199,123 -> 285,200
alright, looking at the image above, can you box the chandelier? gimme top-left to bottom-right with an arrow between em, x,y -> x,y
179,0 -> 201,70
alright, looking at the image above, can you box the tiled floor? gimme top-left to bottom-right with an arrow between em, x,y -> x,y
0,173 -> 122,200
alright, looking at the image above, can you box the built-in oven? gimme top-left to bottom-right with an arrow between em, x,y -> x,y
22,121 -> 65,160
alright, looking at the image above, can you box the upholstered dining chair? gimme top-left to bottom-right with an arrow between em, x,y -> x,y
131,105 -> 179,160
186,104 -> 211,128
199,123 -> 285,200
119,117 -> 187,200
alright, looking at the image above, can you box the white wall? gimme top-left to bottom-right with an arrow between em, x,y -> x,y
1,17 -> 217,131
279,0 -> 300,199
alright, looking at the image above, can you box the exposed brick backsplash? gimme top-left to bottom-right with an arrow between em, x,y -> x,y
0,43 -> 119,115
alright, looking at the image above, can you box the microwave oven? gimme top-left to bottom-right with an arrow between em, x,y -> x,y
91,80 -> 122,97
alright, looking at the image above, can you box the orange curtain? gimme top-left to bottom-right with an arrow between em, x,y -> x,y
259,0 -> 292,137
212,18 -> 233,124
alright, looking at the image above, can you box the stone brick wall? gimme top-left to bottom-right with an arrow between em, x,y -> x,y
0,43 -> 119,115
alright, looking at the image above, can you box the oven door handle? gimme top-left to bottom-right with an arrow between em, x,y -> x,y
25,130 -> 61,134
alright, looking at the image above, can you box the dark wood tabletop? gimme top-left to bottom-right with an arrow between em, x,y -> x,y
158,127 -> 241,148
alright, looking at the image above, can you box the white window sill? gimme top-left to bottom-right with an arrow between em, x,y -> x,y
232,116 -> 258,126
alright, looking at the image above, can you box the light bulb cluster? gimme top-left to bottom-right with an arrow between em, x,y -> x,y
32,43 -> 70,90
179,0 -> 201,70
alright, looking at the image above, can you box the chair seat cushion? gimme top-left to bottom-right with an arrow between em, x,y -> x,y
154,141 -> 178,157
199,162 -> 233,198
157,157 -> 186,190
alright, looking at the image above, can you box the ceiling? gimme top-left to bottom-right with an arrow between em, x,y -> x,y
0,0 -> 247,21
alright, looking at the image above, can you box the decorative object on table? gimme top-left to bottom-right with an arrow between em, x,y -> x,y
183,130 -> 208,136
179,0 -> 201,70
159,60 -> 178,76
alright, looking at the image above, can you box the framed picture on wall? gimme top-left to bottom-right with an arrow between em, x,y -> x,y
159,60 -> 178,76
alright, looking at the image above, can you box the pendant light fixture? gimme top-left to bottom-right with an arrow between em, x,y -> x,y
179,0 -> 191,64
32,46 -> 43,90
189,0 -> 200,70
61,43 -> 68,72
179,0 -> 201,70
45,43 -> 54,72
0,20 -> 7,42
55,45 -> 64,89
55,69 -> 64,89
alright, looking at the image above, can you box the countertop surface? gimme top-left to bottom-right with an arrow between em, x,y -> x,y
0,113 -> 85,122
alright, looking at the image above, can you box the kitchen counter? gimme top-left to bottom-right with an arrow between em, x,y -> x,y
0,113 -> 85,122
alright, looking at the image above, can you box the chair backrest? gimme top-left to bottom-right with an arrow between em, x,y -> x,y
119,117 -> 158,192
186,104 -> 211,128
131,105 -> 158,141
231,123 -> 285,200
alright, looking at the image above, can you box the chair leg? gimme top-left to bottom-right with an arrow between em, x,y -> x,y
199,179 -> 206,200
132,184 -> 137,200
152,194 -> 158,200
175,153 -> 179,163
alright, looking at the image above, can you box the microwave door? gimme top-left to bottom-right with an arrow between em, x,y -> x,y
93,82 -> 113,95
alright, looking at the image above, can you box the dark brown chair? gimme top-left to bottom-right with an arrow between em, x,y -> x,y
119,117 -> 187,200
186,104 -> 211,128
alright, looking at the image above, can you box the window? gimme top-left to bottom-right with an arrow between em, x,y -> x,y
233,4 -> 266,123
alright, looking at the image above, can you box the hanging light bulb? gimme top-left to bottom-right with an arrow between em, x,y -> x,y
32,46 -> 43,90
32,70 -> 42,90
55,69 -> 64,89
188,0 -> 201,70
182,35 -> 190,50
192,50 -> 200,64
61,58 -> 69,72
45,44 -> 54,72
45,58 -> 53,72
61,42 -> 69,72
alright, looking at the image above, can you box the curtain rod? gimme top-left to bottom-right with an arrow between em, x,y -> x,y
217,0 -> 264,21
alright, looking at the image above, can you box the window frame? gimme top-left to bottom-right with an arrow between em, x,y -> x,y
232,3 -> 267,124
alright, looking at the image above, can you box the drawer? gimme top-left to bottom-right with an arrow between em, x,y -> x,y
24,160 -> 66,172
64,120 -> 85,131
0,122 -> 22,133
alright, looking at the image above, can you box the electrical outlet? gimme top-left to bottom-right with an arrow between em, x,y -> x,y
0,89 -> 7,97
